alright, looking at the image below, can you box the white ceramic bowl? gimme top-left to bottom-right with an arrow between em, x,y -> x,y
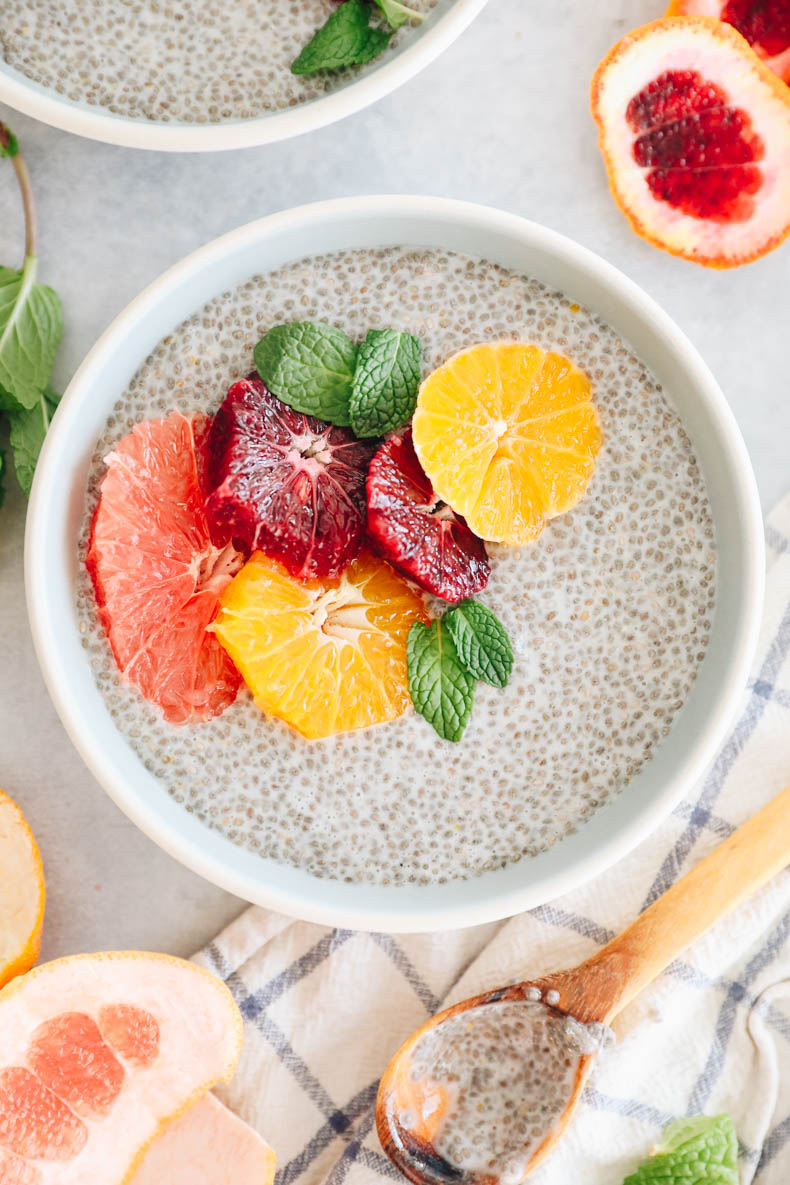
0,0 -> 487,152
26,196 -> 764,932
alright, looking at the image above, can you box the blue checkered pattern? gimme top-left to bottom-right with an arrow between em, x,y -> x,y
195,506 -> 790,1185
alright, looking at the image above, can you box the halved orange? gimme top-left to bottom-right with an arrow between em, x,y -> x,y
213,550 -> 429,740
0,952 -> 242,1184
412,343 -> 601,546
132,1094 -> 275,1185
0,791 -> 44,991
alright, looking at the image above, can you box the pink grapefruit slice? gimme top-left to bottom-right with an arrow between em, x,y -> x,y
87,412 -> 242,724
0,952 -> 242,1184
591,16 -> 790,266
132,1094 -> 275,1185
0,792 -> 44,991
668,1 -> 790,82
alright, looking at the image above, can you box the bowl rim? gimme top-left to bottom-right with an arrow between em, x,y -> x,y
25,195 -> 765,932
0,0 -> 488,152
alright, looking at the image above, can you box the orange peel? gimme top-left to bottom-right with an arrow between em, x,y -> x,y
0,790 -> 44,990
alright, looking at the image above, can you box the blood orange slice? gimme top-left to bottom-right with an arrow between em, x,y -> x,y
668,1 -> 790,82
132,1094 -> 275,1185
0,792 -> 44,991
591,16 -> 790,266
0,952 -> 242,1185
87,413 -> 243,723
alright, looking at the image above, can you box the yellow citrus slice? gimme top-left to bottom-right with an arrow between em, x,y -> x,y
213,550 -> 429,740
412,342 -> 602,545
132,1094 -> 275,1185
0,951 -> 242,1185
0,790 -> 45,990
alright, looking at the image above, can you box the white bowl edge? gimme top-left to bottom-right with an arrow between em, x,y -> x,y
25,196 -> 765,932
0,0 -> 488,152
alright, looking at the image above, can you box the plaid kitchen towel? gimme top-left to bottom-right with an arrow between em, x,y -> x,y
195,496 -> 790,1185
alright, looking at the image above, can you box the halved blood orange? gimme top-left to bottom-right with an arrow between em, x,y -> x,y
668,1 -> 790,82
0,791 -> 44,991
132,1094 -> 275,1185
213,550 -> 430,740
87,413 -> 242,723
591,16 -> 790,266
0,952 -> 242,1184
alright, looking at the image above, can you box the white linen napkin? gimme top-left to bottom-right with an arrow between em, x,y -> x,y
195,497 -> 790,1185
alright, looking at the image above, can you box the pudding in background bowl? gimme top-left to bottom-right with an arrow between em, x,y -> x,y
25,197 -> 763,931
0,0 -> 488,150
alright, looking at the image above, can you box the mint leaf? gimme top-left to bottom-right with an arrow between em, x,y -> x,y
9,384 -> 60,497
623,1115 -> 738,1185
372,0 -> 425,28
445,600 -> 514,688
407,618 -> 475,742
0,260 -> 63,411
254,321 -> 358,426
349,328 -> 420,438
291,0 -> 392,75
0,130 -> 18,159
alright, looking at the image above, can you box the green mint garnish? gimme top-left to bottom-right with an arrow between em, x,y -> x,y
372,0 -> 426,29
0,262 -> 63,411
254,321 -> 358,427
349,328 -> 421,438
9,385 -> 60,497
444,600 -> 514,688
0,126 -> 64,504
407,618 -> 475,742
291,0 -> 392,75
623,1115 -> 738,1185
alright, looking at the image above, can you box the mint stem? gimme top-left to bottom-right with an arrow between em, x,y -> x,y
0,122 -> 37,264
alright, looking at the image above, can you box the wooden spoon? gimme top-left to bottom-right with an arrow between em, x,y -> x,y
377,782 -> 790,1185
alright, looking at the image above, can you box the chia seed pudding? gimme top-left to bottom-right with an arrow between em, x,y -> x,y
76,245 -> 717,887
1,0 -> 439,124
395,1000 -> 612,1183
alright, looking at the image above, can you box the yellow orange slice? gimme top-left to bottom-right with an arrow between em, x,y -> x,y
213,550 -> 429,740
0,952 -> 242,1184
412,343 -> 601,545
132,1094 -> 275,1185
0,791 -> 45,990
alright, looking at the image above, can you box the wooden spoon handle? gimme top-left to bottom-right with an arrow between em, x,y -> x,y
547,782 -> 790,1024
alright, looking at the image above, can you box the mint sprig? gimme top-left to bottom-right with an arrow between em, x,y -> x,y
372,0 -> 426,29
623,1114 -> 738,1185
254,321 -> 358,426
291,0 -> 392,75
445,600 -> 514,688
0,122 -> 63,503
407,618 -> 475,743
349,328 -> 420,438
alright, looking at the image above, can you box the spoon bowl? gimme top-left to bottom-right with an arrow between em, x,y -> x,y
377,781 -> 790,1183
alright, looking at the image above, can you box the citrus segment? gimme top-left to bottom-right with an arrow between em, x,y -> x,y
98,1005 -> 159,1068
0,952 -> 242,1185
591,16 -> 790,266
0,1068 -> 86,1161
213,551 -> 430,739
131,1094 -> 276,1185
668,1 -> 790,81
27,1015 -> 124,1119
87,413 -> 242,724
0,1148 -> 39,1185
412,343 -> 601,546
0,792 -> 44,991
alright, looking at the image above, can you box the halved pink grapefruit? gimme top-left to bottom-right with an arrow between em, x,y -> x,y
591,16 -> 790,266
668,1 -> 790,82
87,413 -> 242,723
132,1094 -> 275,1185
0,952 -> 242,1184
0,791 -> 44,991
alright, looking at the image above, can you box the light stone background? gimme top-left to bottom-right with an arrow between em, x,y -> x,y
1,0 -> 788,960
